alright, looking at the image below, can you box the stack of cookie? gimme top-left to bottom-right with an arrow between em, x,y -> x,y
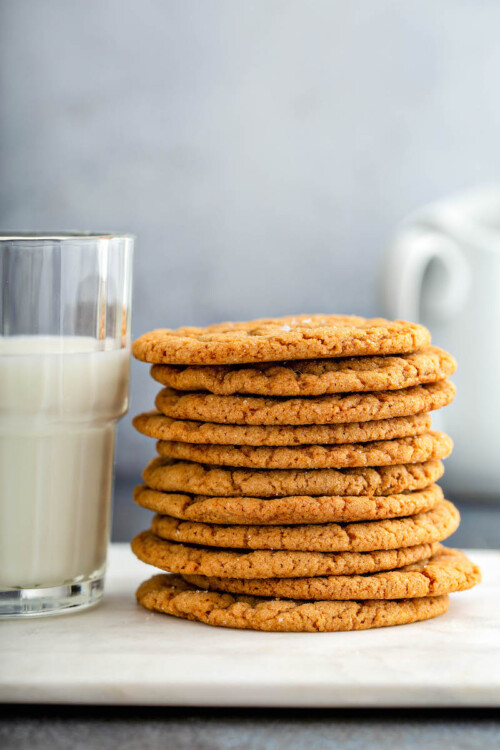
131,315 -> 480,632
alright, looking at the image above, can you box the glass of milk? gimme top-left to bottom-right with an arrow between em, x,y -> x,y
0,233 -> 133,617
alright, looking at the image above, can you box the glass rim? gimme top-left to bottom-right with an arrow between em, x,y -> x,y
0,232 -> 135,242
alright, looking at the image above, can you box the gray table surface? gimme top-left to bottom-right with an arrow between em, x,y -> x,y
1,705 -> 499,749
1,479 -> 499,749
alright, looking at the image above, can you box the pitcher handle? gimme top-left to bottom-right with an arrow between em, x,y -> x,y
383,227 -> 470,322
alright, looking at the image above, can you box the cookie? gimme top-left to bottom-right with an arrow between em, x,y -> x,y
133,411 -> 432,446
131,530 -> 439,578
132,315 -> 431,366
183,547 -> 481,600
134,484 -> 443,525
150,499 -> 459,552
136,574 -> 449,631
156,431 -> 453,470
150,346 -> 456,396
155,380 -> 455,425
142,457 -> 445,497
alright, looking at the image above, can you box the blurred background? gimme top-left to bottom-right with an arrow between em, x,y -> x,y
2,0 -> 500,541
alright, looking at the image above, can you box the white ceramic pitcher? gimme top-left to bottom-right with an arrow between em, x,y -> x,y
384,186 -> 500,498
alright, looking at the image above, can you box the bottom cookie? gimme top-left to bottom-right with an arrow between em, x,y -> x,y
136,574 -> 449,632
183,547 -> 481,600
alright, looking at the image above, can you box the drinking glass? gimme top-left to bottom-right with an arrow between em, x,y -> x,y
0,233 -> 133,617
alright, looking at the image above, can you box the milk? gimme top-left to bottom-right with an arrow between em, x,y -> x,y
0,337 -> 130,589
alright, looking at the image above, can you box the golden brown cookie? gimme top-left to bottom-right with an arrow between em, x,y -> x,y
142,457 -> 445,497
151,346 -> 455,396
134,484 -> 443,525
133,411 -> 432,446
131,530 -> 439,578
156,431 -> 452,470
132,315 -> 431,366
136,574 -> 449,631
183,547 -> 481,601
155,380 -> 455,426
150,500 -> 459,552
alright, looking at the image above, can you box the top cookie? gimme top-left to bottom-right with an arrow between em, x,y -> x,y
150,346 -> 455,396
133,315 -> 431,365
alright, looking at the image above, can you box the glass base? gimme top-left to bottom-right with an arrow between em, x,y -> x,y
0,577 -> 104,618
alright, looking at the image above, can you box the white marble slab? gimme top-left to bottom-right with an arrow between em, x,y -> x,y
0,545 -> 497,707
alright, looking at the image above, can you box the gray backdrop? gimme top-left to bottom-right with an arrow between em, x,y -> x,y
1,0 -> 500,482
